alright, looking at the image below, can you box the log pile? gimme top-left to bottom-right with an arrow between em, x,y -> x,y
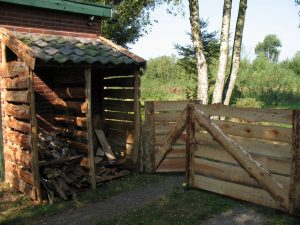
37,132 -> 130,202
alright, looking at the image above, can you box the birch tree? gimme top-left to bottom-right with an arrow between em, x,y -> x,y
188,0 -> 209,104
224,0 -> 247,105
212,0 -> 232,104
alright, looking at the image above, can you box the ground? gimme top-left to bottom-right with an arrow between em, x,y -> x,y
0,174 -> 299,225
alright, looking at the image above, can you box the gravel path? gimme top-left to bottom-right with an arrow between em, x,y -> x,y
38,175 -> 183,225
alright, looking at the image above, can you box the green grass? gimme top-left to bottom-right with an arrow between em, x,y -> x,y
0,173 -> 161,225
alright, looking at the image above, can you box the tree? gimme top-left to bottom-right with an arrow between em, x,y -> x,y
212,0 -> 232,104
255,34 -> 282,63
188,0 -> 209,104
224,0 -> 247,105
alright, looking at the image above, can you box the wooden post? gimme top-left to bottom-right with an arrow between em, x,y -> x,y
133,69 -> 141,170
289,109 -> 300,215
144,101 -> 155,172
85,67 -> 96,190
29,69 -> 41,202
186,103 -> 196,187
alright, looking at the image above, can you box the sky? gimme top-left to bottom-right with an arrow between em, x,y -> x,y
129,0 -> 300,61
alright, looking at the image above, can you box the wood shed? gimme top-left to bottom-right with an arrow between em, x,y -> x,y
0,27 -> 146,201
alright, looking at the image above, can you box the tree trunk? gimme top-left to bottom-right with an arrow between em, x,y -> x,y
224,0 -> 247,105
188,0 -> 209,104
212,0 -> 232,104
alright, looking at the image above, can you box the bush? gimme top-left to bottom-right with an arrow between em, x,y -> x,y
235,98 -> 263,108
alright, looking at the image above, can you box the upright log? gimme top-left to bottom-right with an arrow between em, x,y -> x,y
85,67 -> 96,190
289,110 -> 300,215
133,70 -> 141,169
186,104 -> 196,186
144,101 -> 155,172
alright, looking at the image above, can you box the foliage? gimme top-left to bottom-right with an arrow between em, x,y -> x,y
255,34 -> 282,63
235,97 -> 263,108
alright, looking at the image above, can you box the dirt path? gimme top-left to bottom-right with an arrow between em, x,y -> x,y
37,175 -> 183,225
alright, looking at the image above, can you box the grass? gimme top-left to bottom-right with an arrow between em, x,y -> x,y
96,187 -> 300,225
0,173 -> 161,225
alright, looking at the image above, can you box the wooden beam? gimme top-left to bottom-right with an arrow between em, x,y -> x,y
0,28 -> 36,69
4,116 -> 31,134
2,90 -> 30,103
3,102 -> 30,120
29,69 -> 41,202
289,110 -> 300,215
193,106 -> 289,210
133,70 -> 141,169
144,101 -> 155,172
1,76 -> 29,89
95,129 -> 116,161
85,67 -> 96,190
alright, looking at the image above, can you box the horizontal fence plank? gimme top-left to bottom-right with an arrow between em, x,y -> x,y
154,100 -> 201,112
1,76 -> 29,89
54,87 -> 85,99
104,100 -> 134,112
104,111 -> 134,122
0,61 -> 29,78
5,160 -> 33,185
194,157 -> 290,190
156,158 -> 185,172
194,144 -> 291,176
155,122 -> 176,135
3,145 -> 32,169
3,102 -> 30,120
104,76 -> 134,87
154,112 -> 182,123
3,90 -> 30,103
196,132 -> 292,159
192,175 -> 282,210
155,133 -> 187,146
197,104 -> 292,125
104,89 -> 134,100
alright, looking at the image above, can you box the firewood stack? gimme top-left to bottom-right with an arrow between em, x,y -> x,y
37,131 -> 130,202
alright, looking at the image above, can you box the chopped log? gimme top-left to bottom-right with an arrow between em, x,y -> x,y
53,99 -> 87,114
51,179 -> 68,200
54,115 -> 87,128
3,90 -> 30,103
1,76 -> 29,89
95,129 -> 116,160
5,160 -> 33,185
95,170 -> 130,183
6,128 -> 31,149
133,70 -> 141,169
55,127 -> 87,141
4,116 -> 31,134
68,140 -> 88,154
193,107 -> 289,210
54,87 -> 85,99
0,61 -> 29,78
3,145 -> 32,168
39,155 -> 84,167
3,102 -> 30,119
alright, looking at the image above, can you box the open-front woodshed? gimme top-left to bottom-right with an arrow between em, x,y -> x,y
0,27 -> 145,201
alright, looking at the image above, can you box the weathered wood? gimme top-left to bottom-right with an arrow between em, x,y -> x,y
85,67 -> 96,190
289,110 -> 300,215
54,87 -> 85,99
153,100 -> 200,112
5,160 -> 33,185
104,89 -> 135,100
104,111 -> 134,122
3,102 -> 30,119
1,40 -> 6,63
39,155 -> 84,167
6,128 -> 31,149
104,76 -> 134,87
55,127 -> 87,141
0,27 -> 36,69
0,61 -> 29,78
186,104 -> 196,186
53,99 -> 87,114
54,115 -> 86,128
156,158 -> 186,172
155,134 -> 186,146
194,158 -> 290,190
3,90 -> 30,103
3,145 -> 32,168
104,120 -> 134,131
68,140 -> 88,154
133,70 -> 141,169
104,99 -> 134,112
1,76 -> 29,89
193,175 -> 282,210
155,108 -> 187,168
51,179 -> 68,200
193,107 -> 289,210
95,170 -> 130,183
95,129 -> 116,161
29,69 -> 41,202
4,116 -> 31,134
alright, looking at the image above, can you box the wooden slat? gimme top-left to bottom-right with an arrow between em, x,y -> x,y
104,76 -> 134,87
153,100 -> 192,112
5,160 -> 33,185
5,128 -> 31,149
193,175 -> 283,210
194,158 -> 290,190
194,144 -> 291,176
197,103 -> 292,125
5,173 -> 36,200
154,112 -> 183,122
104,89 -> 134,99
3,145 -> 32,169
0,61 -> 29,78
155,122 -> 176,135
3,90 -> 30,103
3,102 -> 30,120
1,76 -> 29,89
157,158 -> 186,172
104,111 -> 134,122
4,116 -> 31,134
104,120 -> 134,131
104,99 -> 134,112
155,133 -> 187,146
54,87 -> 85,99
54,115 -> 87,128
53,99 -> 87,114
196,132 -> 292,159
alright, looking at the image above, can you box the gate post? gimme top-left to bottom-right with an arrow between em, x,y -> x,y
289,109 -> 300,215
186,103 -> 196,187
144,101 -> 155,173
